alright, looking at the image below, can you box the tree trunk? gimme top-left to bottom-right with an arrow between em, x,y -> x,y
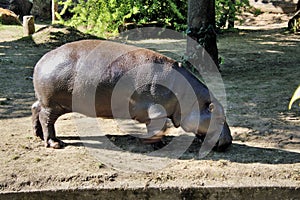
51,0 -> 58,23
23,15 -> 35,36
31,0 -> 51,20
227,0 -> 236,29
186,0 -> 219,70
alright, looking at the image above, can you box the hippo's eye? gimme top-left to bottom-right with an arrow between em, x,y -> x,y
208,103 -> 214,112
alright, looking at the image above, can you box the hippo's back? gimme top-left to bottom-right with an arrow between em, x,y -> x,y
33,40 -> 104,110
33,40 -> 176,115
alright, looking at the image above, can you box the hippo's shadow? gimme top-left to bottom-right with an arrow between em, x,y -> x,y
58,135 -> 300,165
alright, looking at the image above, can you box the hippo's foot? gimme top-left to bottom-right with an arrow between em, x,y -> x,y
45,138 -> 65,149
142,136 -> 163,144
142,135 -> 172,150
195,134 -> 205,142
142,126 -> 169,144
141,131 -> 166,144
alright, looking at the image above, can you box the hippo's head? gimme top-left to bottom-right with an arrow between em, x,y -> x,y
172,96 -> 232,152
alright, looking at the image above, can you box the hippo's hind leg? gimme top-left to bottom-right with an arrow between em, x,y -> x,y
38,106 -> 65,149
31,101 -> 43,139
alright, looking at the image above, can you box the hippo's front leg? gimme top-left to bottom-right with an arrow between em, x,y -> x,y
142,120 -> 169,143
38,108 -> 65,149
140,104 -> 169,143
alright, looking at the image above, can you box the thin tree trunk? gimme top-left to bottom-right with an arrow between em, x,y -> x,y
23,15 -> 35,36
186,0 -> 219,70
52,0 -> 58,23
228,0 -> 236,29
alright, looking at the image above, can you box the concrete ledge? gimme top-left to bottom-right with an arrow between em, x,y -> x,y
1,187 -> 299,200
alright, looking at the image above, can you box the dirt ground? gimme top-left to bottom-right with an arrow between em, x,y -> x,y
0,12 -> 299,192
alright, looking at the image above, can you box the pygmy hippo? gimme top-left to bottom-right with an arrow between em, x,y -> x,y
32,40 -> 232,151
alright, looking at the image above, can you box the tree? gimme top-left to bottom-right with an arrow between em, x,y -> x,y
186,0 -> 219,70
31,0 -> 51,20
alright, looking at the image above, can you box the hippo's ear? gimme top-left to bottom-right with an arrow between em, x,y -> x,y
171,102 -> 181,128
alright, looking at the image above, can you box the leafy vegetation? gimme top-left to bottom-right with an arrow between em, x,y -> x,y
288,11 -> 300,33
56,0 -> 249,37
216,0 -> 250,29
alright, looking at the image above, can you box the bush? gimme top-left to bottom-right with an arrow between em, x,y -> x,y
216,0 -> 249,29
57,0 -> 187,37
56,0 -> 249,37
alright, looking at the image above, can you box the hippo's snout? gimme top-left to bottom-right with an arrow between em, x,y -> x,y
208,102 -> 232,152
180,100 -> 232,152
213,122 -> 232,152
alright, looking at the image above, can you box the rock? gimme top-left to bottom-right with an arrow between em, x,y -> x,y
0,7 -> 21,25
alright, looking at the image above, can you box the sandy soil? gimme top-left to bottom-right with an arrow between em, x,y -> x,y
0,13 -> 299,192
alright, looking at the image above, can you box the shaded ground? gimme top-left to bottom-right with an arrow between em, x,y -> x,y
0,13 -> 299,192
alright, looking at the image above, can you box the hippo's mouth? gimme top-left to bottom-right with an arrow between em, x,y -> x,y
195,121 -> 232,152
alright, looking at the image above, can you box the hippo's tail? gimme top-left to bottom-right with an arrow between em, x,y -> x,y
31,101 -> 43,140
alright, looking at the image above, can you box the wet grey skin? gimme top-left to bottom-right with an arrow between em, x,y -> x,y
32,40 -> 232,151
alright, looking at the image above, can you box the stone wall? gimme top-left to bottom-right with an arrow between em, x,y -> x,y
1,187 -> 299,200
